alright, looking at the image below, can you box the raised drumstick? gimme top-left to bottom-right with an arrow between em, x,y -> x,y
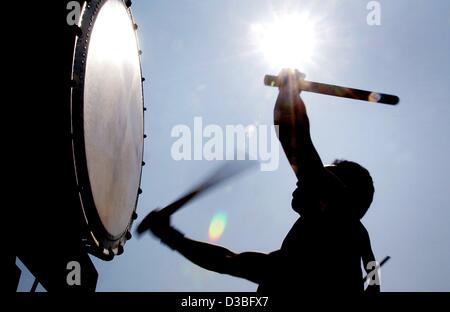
264,74 -> 399,105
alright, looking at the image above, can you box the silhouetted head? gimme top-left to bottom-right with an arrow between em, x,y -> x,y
292,159 -> 374,219
328,159 -> 374,219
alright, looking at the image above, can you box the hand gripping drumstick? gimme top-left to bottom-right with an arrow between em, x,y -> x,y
264,74 -> 399,105
136,160 -> 256,235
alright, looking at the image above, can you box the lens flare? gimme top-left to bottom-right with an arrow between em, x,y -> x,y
368,92 -> 381,102
208,212 -> 227,241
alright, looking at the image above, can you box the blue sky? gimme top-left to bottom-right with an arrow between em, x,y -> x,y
18,0 -> 450,291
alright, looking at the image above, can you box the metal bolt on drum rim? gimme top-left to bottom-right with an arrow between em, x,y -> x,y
70,0 -> 145,259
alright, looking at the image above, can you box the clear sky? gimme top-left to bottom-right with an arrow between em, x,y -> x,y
18,0 -> 450,291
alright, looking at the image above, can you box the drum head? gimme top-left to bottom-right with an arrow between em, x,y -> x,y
71,0 -> 144,254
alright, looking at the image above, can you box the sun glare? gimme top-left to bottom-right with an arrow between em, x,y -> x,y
251,13 -> 319,70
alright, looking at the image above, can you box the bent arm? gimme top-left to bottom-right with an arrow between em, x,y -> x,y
360,225 -> 376,271
159,227 -> 269,284
360,224 -> 381,292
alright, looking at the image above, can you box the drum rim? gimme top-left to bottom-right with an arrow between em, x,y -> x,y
70,0 -> 144,256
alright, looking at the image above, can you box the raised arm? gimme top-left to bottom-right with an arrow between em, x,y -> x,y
144,209 -> 269,284
274,69 -> 324,181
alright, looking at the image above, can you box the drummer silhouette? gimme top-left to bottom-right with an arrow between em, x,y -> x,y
145,69 -> 381,293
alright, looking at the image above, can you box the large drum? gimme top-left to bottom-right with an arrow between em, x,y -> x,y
71,0 -> 144,256
14,0 -> 145,291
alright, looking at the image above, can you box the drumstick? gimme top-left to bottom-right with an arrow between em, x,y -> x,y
136,160 -> 256,235
362,256 -> 391,283
264,75 -> 399,105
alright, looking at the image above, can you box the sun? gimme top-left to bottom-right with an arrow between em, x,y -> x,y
250,13 -> 319,70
